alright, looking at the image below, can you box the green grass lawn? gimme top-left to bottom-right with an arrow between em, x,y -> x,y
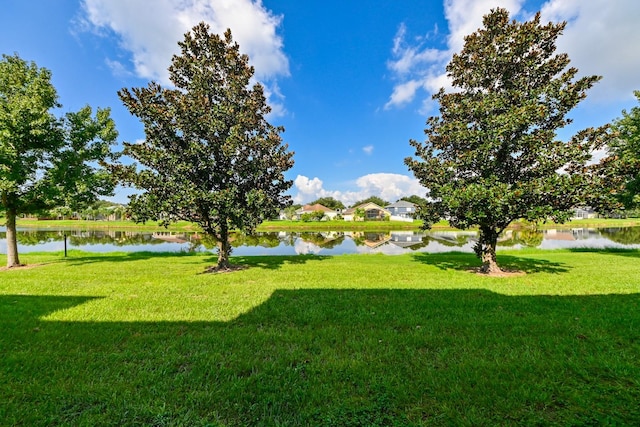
1,249 -> 639,426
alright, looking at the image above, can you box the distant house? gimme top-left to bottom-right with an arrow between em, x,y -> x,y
389,231 -> 425,248
573,207 -> 598,219
385,200 -> 417,222
343,202 -> 390,221
294,203 -> 339,220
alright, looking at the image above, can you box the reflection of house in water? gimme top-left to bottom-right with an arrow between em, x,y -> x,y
363,232 -> 392,248
428,231 -> 475,247
344,231 -> 391,248
363,234 -> 391,248
543,229 -> 576,241
570,228 -> 601,240
543,228 -> 600,241
152,231 -> 191,243
389,231 -> 426,248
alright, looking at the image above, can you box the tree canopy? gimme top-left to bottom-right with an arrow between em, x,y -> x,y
351,196 -> 389,208
598,91 -> 640,210
0,53 -> 117,267
405,9 -> 608,273
113,23 -> 294,270
309,196 -> 345,210
399,195 -> 427,206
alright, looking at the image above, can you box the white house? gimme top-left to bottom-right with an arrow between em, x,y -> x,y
385,200 -> 417,222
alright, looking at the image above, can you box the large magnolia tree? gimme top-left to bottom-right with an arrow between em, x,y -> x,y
114,23 -> 294,270
405,9 -> 609,273
0,54 -> 117,268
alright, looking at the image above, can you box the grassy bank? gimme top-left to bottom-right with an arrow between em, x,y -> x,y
6,218 -> 200,231
5,216 -> 640,233
1,249 -> 639,425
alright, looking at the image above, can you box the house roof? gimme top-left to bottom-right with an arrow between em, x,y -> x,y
296,203 -> 337,214
385,200 -> 416,209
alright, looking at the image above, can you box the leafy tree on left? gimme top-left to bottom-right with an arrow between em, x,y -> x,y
0,54 -> 118,267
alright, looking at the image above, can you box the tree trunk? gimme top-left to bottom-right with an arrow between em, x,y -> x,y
5,208 -> 21,268
216,226 -> 232,270
476,227 -> 501,274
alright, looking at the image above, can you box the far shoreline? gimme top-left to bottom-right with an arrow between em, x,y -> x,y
3,216 -> 639,233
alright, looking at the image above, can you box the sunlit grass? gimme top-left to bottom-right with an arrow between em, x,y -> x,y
1,249 -> 639,425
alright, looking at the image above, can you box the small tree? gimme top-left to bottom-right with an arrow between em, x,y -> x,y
0,54 -> 117,267
406,9 -> 608,273
281,205 -> 297,220
114,23 -> 294,270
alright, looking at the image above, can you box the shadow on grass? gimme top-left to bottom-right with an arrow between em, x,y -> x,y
61,250 -> 197,266
411,251 -> 570,274
228,254 -> 331,270
2,290 -> 639,426
61,252 -> 330,271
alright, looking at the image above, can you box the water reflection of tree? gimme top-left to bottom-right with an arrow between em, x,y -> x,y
498,229 -> 544,248
14,231 -> 59,246
231,233 -> 282,249
599,227 -> 640,245
69,231 -> 163,247
298,232 -> 345,249
6,230 -> 190,247
9,227 -> 638,253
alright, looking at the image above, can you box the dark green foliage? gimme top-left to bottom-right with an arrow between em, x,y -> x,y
301,211 -> 325,222
113,23 -> 294,269
351,196 -> 389,208
594,91 -> 640,211
399,195 -> 427,206
0,54 -> 117,267
406,9 -> 608,273
599,227 -> 640,245
310,196 -> 345,210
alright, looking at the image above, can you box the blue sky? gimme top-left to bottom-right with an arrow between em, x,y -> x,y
2,0 -> 639,206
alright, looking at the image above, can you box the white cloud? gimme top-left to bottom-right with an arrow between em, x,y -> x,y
443,0 -> 524,54
294,240 -> 323,255
292,173 -> 427,206
388,23 -> 446,76
540,0 -> 640,102
362,145 -> 374,155
386,0 -> 640,112
385,79 -> 424,109
385,0 -> 524,111
105,58 -> 133,78
81,0 -> 289,112
294,175 -> 325,196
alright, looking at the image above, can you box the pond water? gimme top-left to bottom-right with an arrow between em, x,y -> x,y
1,226 -> 640,256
